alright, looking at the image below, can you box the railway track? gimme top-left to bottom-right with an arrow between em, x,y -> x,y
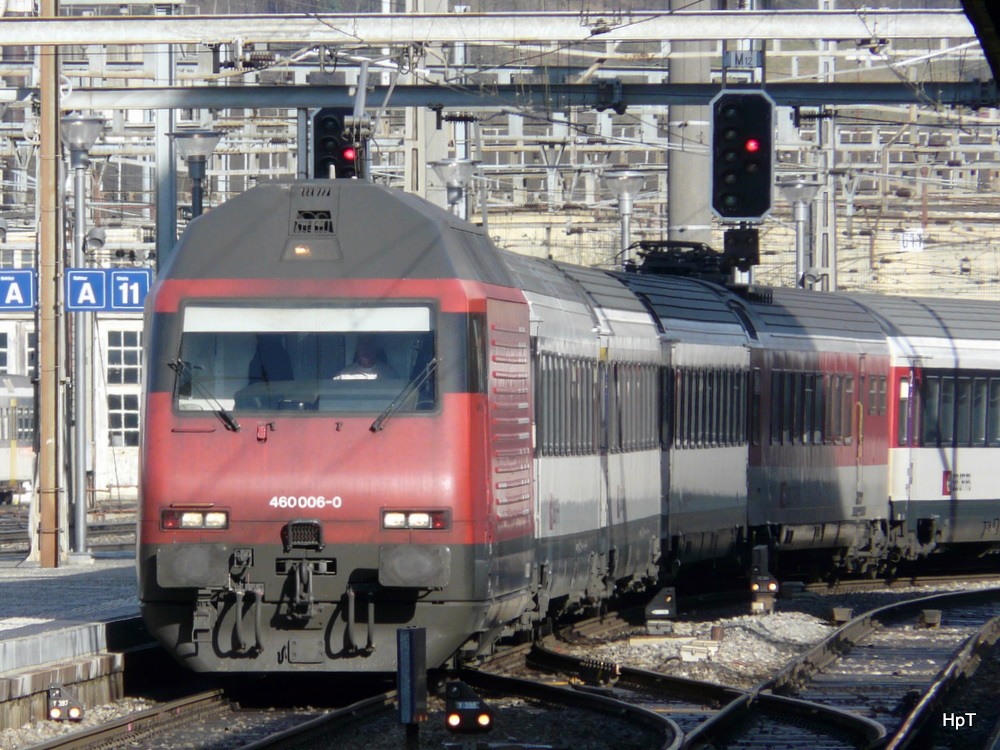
22,678 -> 676,750
526,636 -> 884,749
765,586 -> 1000,747
0,520 -> 135,557
20,688 -> 387,750
14,580 -> 1000,749
507,586 -> 1000,748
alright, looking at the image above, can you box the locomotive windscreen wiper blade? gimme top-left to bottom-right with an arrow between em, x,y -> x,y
168,359 -> 242,432
370,357 -> 438,433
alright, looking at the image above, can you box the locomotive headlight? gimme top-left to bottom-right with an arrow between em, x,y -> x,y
381,510 -> 450,530
407,512 -> 432,529
161,509 -> 230,530
383,512 -> 408,529
180,512 -> 205,528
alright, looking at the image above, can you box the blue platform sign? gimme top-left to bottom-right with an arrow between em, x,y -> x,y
0,270 -> 35,310
66,269 -> 152,312
109,270 -> 152,310
66,270 -> 106,311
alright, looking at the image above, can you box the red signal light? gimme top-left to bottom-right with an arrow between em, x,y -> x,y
744,138 -> 761,153
341,146 -> 357,162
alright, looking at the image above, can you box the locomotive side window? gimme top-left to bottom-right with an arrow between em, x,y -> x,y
174,304 -> 436,414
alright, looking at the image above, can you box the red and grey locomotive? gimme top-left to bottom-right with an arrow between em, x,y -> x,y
139,179 -> 1000,674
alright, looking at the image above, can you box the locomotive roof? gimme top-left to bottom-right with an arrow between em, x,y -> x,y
843,292 -> 1000,342
160,180 -> 513,286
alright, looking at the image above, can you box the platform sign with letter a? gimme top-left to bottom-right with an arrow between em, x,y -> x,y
66,269 -> 152,312
0,270 -> 36,310
66,270 -> 106,311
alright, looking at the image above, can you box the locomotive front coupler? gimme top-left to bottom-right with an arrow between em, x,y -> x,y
288,558 -> 316,620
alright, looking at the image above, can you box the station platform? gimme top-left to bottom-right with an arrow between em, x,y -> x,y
0,553 -> 141,726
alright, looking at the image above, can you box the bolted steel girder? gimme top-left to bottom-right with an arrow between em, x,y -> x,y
59,81 -> 1000,111
0,10 -> 976,46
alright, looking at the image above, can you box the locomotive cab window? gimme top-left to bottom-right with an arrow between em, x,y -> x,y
173,304 -> 437,414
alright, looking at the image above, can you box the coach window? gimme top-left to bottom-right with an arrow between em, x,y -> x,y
867,376 -> 879,416
812,373 -> 825,444
782,371 -> 794,445
843,375 -> 855,445
557,358 -> 568,455
830,375 -> 842,443
681,369 -> 691,448
770,371 -> 781,445
897,377 -> 911,446
878,375 -> 888,416
955,378 -> 972,447
972,378 -> 988,447
921,376 -> 942,445
939,377 -> 956,446
705,370 -> 715,446
723,370 -> 732,445
988,379 -> 1000,447
750,368 -> 761,446
660,368 -> 673,449
802,374 -> 815,445
699,370 -> 708,447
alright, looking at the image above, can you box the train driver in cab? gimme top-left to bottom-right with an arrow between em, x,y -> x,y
333,333 -> 400,380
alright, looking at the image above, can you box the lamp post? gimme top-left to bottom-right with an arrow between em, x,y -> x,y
779,177 -> 821,287
603,169 -> 645,267
60,113 -> 105,560
429,158 -> 479,217
171,130 -> 223,218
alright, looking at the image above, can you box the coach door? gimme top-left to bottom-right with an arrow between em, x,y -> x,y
854,355 -> 866,513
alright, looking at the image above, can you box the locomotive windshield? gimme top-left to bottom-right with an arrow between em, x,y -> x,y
173,304 -> 436,414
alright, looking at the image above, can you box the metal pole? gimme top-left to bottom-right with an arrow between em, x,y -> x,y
619,192 -> 634,266
71,159 -> 89,556
793,199 -> 808,286
38,0 -> 60,567
154,4 -> 176,269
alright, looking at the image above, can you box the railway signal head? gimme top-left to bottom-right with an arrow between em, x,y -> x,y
710,91 -> 775,222
47,684 -> 84,721
444,681 -> 493,734
312,107 -> 358,179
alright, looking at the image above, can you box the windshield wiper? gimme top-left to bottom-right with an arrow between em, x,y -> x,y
169,359 -> 241,432
370,357 -> 438,433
